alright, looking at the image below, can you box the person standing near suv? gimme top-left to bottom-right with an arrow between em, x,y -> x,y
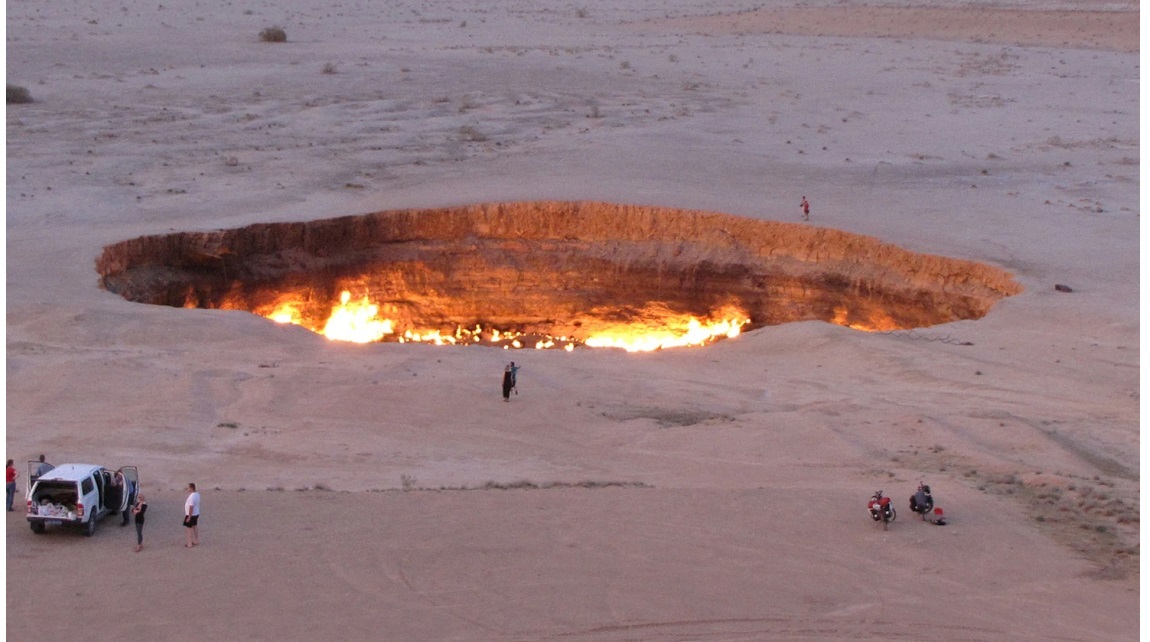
119,468 -> 137,527
183,483 -> 201,548
132,493 -> 148,552
31,455 -> 53,483
6,460 -> 17,512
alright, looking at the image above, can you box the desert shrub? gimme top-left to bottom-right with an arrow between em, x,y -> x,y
458,125 -> 487,142
7,84 -> 32,104
259,26 -> 287,43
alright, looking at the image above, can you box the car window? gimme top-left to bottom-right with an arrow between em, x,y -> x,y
81,478 -> 94,495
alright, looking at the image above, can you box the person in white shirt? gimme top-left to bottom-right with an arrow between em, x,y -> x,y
184,483 -> 201,548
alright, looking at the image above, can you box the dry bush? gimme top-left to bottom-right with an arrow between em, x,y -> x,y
458,125 -> 487,142
7,84 -> 33,104
259,26 -> 287,43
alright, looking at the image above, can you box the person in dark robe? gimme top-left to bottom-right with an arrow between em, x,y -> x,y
502,364 -> 515,402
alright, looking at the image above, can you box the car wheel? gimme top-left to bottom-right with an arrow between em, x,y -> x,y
30,521 -> 45,534
83,518 -> 96,537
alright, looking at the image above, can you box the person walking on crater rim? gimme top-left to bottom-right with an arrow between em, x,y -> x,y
184,483 -> 201,548
800,196 -> 810,221
502,364 -> 515,402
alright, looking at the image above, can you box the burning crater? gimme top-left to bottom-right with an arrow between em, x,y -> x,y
96,201 -> 1022,351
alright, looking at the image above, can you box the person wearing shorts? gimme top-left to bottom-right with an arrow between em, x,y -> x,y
184,483 -> 201,547
132,493 -> 148,552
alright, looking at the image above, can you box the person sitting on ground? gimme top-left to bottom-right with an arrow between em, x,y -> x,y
929,507 -> 947,526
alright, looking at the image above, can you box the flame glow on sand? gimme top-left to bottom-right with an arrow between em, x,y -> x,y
831,306 -> 900,332
265,290 -> 750,352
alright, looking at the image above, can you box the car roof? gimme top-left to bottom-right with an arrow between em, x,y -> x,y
35,464 -> 102,482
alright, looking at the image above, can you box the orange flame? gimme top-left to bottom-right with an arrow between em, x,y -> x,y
583,314 -> 748,352
263,290 -> 749,351
322,291 -> 394,343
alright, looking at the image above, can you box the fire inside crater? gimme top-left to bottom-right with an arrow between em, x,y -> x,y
95,201 -> 1022,351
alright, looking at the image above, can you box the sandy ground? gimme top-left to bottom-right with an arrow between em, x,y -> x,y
4,0 -> 1140,640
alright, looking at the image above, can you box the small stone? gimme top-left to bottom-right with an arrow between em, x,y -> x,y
1054,284 -> 1073,293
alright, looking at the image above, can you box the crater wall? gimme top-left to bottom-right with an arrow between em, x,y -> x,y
96,201 -> 1023,338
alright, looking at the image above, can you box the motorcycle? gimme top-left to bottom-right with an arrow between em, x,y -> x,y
909,482 -> 934,520
867,490 -> 896,530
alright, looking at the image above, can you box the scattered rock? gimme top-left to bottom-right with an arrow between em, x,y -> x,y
1054,284 -> 1073,293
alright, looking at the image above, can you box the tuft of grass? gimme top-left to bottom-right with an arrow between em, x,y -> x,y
321,62 -> 337,74
457,95 -> 479,113
458,125 -> 487,142
7,84 -> 33,104
259,26 -> 287,43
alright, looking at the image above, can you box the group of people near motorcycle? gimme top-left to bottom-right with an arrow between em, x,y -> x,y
867,482 -> 946,529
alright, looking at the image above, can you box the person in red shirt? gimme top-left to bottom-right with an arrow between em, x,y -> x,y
800,196 -> 810,221
6,459 -> 18,512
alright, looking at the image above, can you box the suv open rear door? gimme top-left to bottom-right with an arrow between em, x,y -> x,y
24,460 -> 47,501
25,461 -> 37,501
118,466 -> 139,513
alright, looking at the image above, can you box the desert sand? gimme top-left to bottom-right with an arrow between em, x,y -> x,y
4,0 -> 1140,640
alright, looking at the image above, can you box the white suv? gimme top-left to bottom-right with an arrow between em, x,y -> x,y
25,463 -> 139,537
